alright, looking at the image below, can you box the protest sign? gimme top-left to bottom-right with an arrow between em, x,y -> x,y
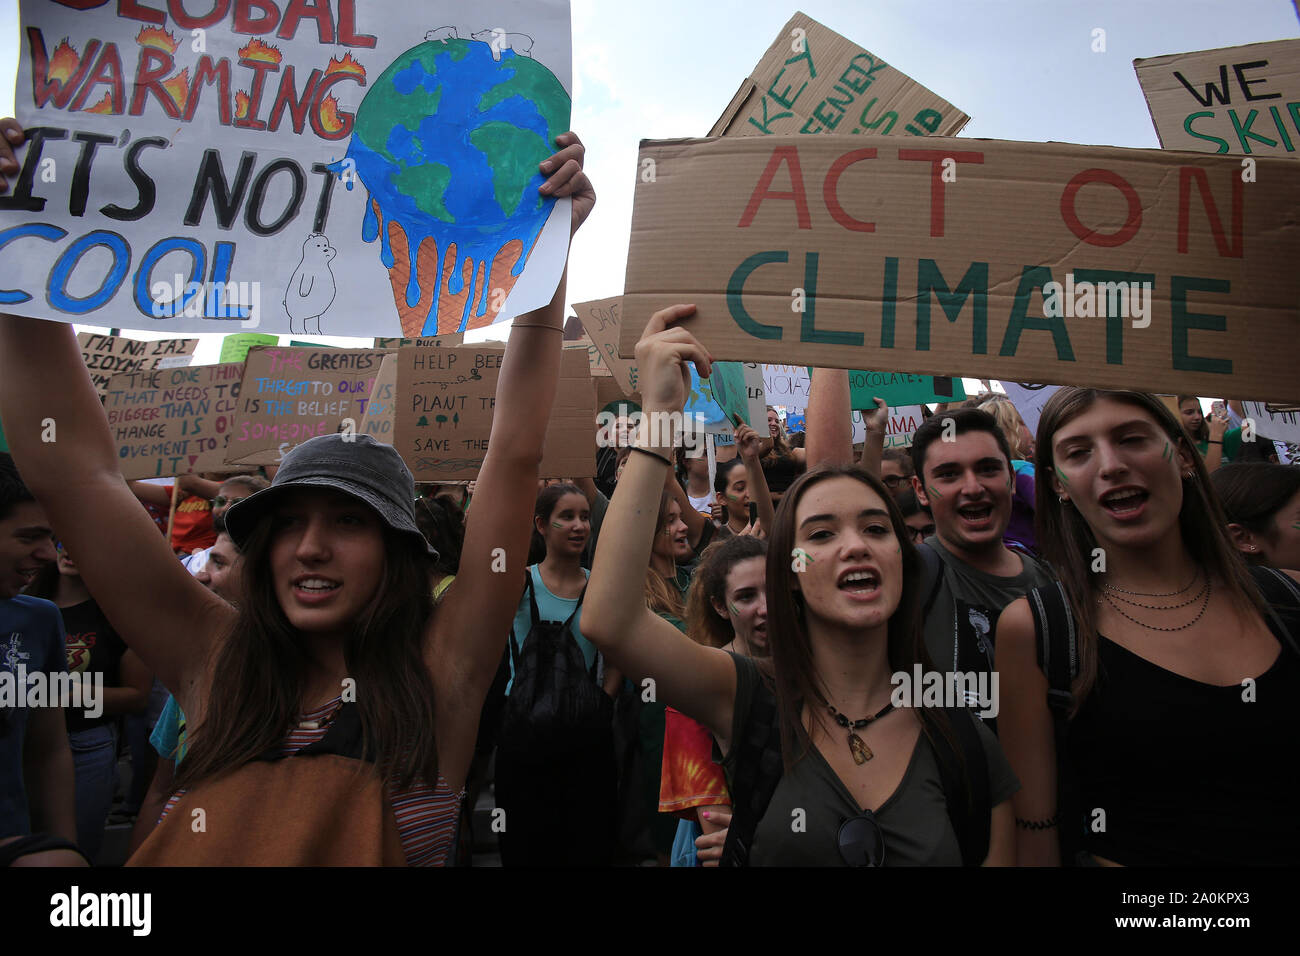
395,346 -> 594,479
998,382 -> 1061,439
6,1 -> 573,337
845,369 -> 964,408
105,362 -> 243,479
219,333 -> 278,365
621,135 -> 1300,403
1135,39 -> 1300,157
849,404 -> 923,447
574,296 -> 639,396
710,12 -> 969,139
373,334 -> 464,349
78,332 -> 199,397
685,361 -> 767,434
225,346 -> 389,465
596,377 -> 640,416
359,354 -> 398,441
1241,402 -> 1300,445
564,336 -> 613,377
763,364 -> 811,412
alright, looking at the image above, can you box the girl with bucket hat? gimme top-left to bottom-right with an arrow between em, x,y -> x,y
0,118 -> 596,866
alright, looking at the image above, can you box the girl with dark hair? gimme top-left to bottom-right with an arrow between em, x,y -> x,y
583,306 -> 1017,866
413,494 -> 465,602
0,126 -> 596,865
1211,463 -> 1300,571
661,536 -> 768,865
997,389 -> 1300,866
1177,394 -> 1237,471
25,545 -> 152,861
494,482 -> 619,866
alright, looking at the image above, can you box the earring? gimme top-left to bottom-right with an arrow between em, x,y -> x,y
1183,471 -> 1195,480
1058,495 -> 1069,504
1250,545 -> 1257,552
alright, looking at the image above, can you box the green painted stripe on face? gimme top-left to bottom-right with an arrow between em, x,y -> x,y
1054,467 -> 1070,489
727,601 -> 740,617
927,486 -> 943,500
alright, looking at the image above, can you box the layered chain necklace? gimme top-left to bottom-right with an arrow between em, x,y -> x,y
1101,567 -> 1212,632
825,700 -> 896,765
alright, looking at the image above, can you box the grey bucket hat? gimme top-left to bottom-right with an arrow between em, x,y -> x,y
223,434 -> 438,559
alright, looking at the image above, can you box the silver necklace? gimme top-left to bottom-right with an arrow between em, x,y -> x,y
1102,577 -> 1212,632
1101,567 -> 1200,598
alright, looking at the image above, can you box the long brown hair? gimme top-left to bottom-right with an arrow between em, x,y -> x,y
644,489 -> 685,621
764,464 -> 954,771
762,405 -> 792,463
685,535 -> 766,649
175,515 -> 437,792
1034,388 -> 1267,711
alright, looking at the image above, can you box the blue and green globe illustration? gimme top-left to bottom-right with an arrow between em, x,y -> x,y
337,37 -> 570,335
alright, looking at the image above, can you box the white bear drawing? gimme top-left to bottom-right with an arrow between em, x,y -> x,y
470,28 -> 533,61
283,234 -> 337,335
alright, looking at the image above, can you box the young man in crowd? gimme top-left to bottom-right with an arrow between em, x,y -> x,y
911,409 -> 1055,705
0,454 -> 80,864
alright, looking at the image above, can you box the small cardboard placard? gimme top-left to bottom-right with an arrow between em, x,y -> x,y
78,333 -> 199,398
395,346 -> 594,479
621,135 -> 1300,403
1135,39 -> 1300,157
574,296 -> 639,395
225,346 -> 390,465
710,11 -> 969,138
105,362 -> 244,479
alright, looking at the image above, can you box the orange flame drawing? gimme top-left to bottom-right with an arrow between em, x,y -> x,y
325,52 -> 366,80
84,92 -> 115,114
46,38 -> 82,85
234,91 -> 250,121
136,26 -> 179,55
163,68 -> 190,113
317,95 -> 344,134
238,38 -> 283,65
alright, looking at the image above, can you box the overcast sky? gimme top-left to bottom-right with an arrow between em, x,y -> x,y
0,0 -> 1295,386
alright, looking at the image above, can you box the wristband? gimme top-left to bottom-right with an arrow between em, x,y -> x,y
1015,814 -> 1060,830
1208,440 -> 1222,445
631,446 -> 673,467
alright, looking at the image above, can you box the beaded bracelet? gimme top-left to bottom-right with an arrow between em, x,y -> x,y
1015,814 -> 1060,830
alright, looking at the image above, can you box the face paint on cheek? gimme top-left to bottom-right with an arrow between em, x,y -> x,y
727,601 -> 740,617
927,486 -> 943,500
1054,467 -> 1070,490
1161,442 -> 1174,462
551,521 -> 564,529
726,494 -> 742,502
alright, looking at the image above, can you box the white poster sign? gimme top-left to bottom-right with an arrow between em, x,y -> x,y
4,1 -> 572,338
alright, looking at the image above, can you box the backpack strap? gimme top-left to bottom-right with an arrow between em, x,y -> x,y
918,540 -> 947,616
1249,566 -> 1300,657
930,708 -> 991,867
1028,582 -> 1077,719
507,570 -> 538,674
720,661 -> 783,867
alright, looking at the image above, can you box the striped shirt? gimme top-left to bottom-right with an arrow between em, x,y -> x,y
161,697 -> 464,866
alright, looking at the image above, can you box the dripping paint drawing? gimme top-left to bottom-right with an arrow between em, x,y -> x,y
328,27 -> 572,336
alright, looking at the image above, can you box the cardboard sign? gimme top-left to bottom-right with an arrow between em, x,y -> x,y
998,382 -> 1062,440
359,354 -> 398,442
395,346 -> 594,479
845,369 -> 964,408
574,296 -> 639,396
1241,401 -> 1300,445
621,135 -> 1300,403
596,377 -> 640,415
5,2 -> 573,336
105,362 -> 244,479
1135,39 -> 1300,157
710,12 -> 969,139
77,332 -> 199,397
373,335 -> 464,349
225,346 -> 389,465
564,336 -> 613,377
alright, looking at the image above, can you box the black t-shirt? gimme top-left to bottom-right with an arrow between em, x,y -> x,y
60,599 -> 127,734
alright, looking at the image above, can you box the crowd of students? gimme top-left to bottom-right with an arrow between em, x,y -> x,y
1,116 -> 1297,868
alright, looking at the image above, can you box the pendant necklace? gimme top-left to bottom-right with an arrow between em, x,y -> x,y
826,700 -> 895,765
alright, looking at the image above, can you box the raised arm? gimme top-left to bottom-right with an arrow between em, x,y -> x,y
994,598 -> 1062,866
431,134 -> 595,784
581,305 -> 736,741
859,398 -> 888,476
805,368 -> 853,468
734,423 -> 774,538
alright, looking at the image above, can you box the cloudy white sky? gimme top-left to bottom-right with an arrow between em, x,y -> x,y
0,0 -> 1295,377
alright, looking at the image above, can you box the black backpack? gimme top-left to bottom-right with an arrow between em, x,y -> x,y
1026,565 -> 1300,862
719,659 -> 992,867
497,572 -> 612,761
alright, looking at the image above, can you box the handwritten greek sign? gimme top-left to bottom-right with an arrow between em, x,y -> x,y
78,332 -> 198,398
